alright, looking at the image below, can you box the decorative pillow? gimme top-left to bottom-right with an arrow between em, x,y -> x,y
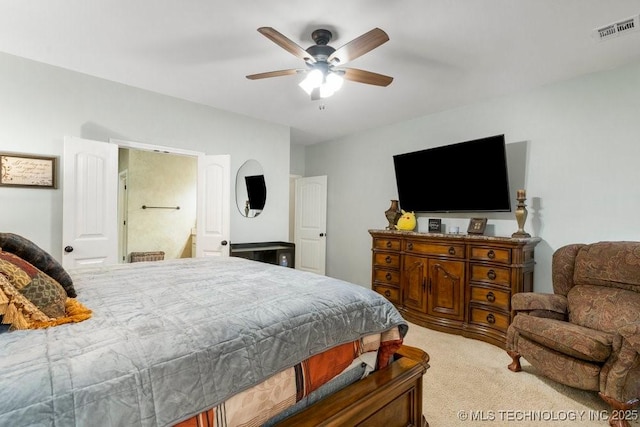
0,251 -> 67,318
0,233 -> 76,297
0,274 -> 52,331
0,273 -> 92,332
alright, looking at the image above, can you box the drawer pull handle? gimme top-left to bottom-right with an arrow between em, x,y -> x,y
448,246 -> 456,255
385,272 -> 392,281
384,290 -> 391,298
407,242 -> 413,250
487,250 -> 495,259
386,241 -> 392,248
487,269 -> 497,280
486,313 -> 496,324
385,256 -> 392,264
486,292 -> 496,303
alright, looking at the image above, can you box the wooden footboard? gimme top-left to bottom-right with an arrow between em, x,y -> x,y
275,345 -> 430,427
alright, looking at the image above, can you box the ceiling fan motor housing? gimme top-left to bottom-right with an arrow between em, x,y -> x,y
306,29 -> 336,63
311,29 -> 333,45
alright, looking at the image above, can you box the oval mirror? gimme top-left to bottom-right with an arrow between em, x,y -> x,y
236,159 -> 266,218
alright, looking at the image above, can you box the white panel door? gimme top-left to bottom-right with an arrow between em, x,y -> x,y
196,154 -> 230,257
294,175 -> 327,275
62,136 -> 118,268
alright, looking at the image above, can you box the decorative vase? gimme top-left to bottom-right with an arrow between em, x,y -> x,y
512,189 -> 531,238
385,200 -> 402,230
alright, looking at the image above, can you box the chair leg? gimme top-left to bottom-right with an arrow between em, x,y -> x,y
599,392 -> 640,427
507,350 -> 522,372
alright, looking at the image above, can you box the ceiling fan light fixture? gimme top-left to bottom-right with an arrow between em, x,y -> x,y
248,27 -> 392,97
325,72 -> 343,92
319,72 -> 344,98
299,69 -> 344,98
299,69 -> 323,95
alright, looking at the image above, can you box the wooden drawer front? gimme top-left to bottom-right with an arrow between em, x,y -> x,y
373,252 -> 401,269
405,240 -> 465,258
470,264 -> 511,287
470,286 -> 510,310
373,268 -> 400,286
373,285 -> 401,304
470,307 -> 509,332
469,246 -> 511,264
373,238 -> 401,251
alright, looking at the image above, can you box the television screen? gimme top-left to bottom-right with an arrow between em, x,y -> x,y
393,135 -> 511,213
245,175 -> 266,210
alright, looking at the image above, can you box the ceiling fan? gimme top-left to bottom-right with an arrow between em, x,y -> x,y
246,27 -> 393,100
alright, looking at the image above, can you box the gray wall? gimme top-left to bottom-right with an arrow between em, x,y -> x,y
290,143 -> 306,177
305,60 -> 640,293
0,52 -> 291,259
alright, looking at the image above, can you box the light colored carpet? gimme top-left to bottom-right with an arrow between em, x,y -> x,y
402,322 -> 640,427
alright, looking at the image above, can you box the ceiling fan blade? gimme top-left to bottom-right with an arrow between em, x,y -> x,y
328,28 -> 389,65
341,68 -> 393,87
257,27 -> 314,63
246,69 -> 300,80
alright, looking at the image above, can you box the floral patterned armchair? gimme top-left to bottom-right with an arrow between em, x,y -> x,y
506,242 -> 640,427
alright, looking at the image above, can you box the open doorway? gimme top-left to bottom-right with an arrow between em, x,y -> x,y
62,136 -> 230,268
117,147 -> 198,263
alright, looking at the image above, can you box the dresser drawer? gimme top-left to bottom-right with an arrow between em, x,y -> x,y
373,285 -> 401,304
470,264 -> 511,287
469,307 -> 509,332
373,252 -> 401,269
373,238 -> 401,251
469,246 -> 511,264
404,240 -> 465,258
373,267 -> 401,285
470,286 -> 510,310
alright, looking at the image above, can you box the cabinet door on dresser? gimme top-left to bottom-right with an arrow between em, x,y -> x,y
427,259 -> 465,320
402,255 -> 428,313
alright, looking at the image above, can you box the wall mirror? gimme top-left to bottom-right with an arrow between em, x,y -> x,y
236,159 -> 266,218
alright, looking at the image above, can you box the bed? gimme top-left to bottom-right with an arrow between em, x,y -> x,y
0,237 -> 428,426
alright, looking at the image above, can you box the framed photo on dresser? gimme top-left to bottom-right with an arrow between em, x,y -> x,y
467,218 -> 487,235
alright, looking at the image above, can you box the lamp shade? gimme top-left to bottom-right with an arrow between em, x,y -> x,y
299,68 -> 344,98
298,69 -> 324,95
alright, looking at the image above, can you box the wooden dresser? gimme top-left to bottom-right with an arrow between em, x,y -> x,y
369,229 -> 541,349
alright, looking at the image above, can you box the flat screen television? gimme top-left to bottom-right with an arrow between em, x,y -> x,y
245,174 -> 266,210
393,135 -> 511,213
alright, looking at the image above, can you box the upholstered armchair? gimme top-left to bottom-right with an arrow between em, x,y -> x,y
506,242 -> 640,427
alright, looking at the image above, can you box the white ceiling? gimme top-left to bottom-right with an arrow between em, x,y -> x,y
1,1 -> 639,145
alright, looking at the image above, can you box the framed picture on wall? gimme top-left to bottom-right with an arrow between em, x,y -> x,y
0,153 -> 57,188
467,218 -> 488,235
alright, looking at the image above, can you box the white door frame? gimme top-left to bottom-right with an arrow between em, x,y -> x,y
110,139 -> 204,157
117,170 -> 128,263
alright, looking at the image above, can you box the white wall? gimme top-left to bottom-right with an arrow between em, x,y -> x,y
305,60 -> 640,293
0,52 -> 290,259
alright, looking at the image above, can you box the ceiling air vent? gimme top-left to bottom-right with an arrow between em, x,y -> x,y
593,14 -> 639,41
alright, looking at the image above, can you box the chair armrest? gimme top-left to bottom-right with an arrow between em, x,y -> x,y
512,293 -> 568,319
602,322 -> 640,402
618,322 -> 640,353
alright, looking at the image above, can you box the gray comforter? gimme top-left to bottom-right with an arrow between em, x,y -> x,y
0,257 -> 407,426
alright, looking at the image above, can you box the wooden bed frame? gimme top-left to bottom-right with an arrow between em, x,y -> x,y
276,345 -> 430,427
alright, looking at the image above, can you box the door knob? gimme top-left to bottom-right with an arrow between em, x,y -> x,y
64,246 -> 74,253
319,233 -> 325,237
221,240 -> 228,246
